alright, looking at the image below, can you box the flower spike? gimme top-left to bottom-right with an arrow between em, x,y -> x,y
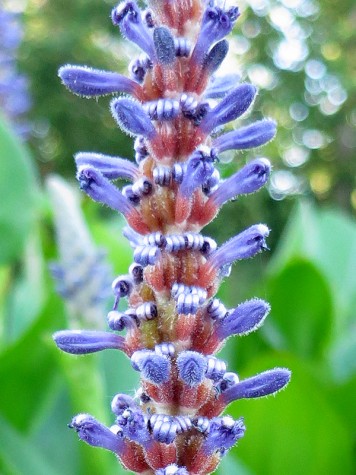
54,1 -> 292,472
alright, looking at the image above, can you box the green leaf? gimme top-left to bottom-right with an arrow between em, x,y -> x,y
0,115 -> 38,264
265,259 -> 333,359
0,295 -> 65,432
3,230 -> 46,344
229,354 -> 354,475
0,416 -> 62,475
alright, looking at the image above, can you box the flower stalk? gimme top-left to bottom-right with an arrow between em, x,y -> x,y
53,1 -> 291,473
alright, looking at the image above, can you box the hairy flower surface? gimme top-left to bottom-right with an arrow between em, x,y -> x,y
54,1 -> 291,473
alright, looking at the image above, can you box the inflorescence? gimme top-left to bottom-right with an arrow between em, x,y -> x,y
53,1 -> 291,473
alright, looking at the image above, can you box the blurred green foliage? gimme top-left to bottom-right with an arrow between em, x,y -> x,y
1,0 -> 355,474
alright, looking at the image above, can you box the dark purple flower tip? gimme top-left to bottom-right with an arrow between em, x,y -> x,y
69,414 -> 124,453
116,407 -> 151,445
107,310 -> 136,331
153,27 -> 176,65
131,350 -> 171,385
156,465 -> 189,475
205,73 -> 241,99
75,152 -> 139,181
203,40 -> 229,75
76,166 -> 133,215
53,330 -> 126,354
213,119 -> 277,153
216,298 -> 271,340
58,65 -> 139,97
210,158 -> 271,206
111,1 -> 155,59
111,393 -> 137,416
179,149 -> 215,198
199,84 -> 257,134
208,224 -> 270,270
150,414 -> 178,444
111,98 -> 156,138
201,416 -> 245,455
177,351 -> 208,387
221,368 -> 292,403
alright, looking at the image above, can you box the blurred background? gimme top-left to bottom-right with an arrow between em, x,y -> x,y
0,0 -> 355,473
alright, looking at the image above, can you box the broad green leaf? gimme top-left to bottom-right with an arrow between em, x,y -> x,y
265,259 -> 333,358
3,230 -> 46,344
0,116 -> 38,264
229,354 -> 354,475
0,295 -> 65,432
0,416 -> 62,475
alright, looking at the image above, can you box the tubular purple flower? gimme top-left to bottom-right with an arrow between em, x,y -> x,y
69,414 -> 125,453
191,5 -> 239,66
205,74 -> 241,99
112,1 -> 155,59
200,416 -> 245,455
215,298 -> 271,340
213,119 -> 277,153
53,330 -> 126,354
177,351 -> 208,387
153,27 -> 176,65
131,350 -> 171,385
58,65 -> 142,97
75,152 -> 139,181
76,166 -> 134,215
203,40 -> 229,76
220,368 -> 292,404
156,465 -> 189,475
209,158 -> 271,206
111,98 -> 156,138
208,224 -> 270,270
179,150 -> 215,198
199,84 -> 257,134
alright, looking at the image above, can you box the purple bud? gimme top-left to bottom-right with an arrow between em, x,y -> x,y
179,150 -> 215,198
150,414 -> 178,444
58,65 -> 140,97
213,119 -> 277,153
112,1 -> 155,59
53,330 -> 126,354
75,152 -> 139,181
111,98 -> 156,138
208,224 -> 270,269
177,351 -> 207,387
203,40 -> 229,75
76,166 -> 133,215
153,27 -> 176,64
200,416 -> 245,455
131,350 -> 171,384
116,407 -> 151,445
69,414 -> 124,453
215,299 -> 270,340
221,368 -> 292,403
199,84 -> 257,134
111,393 -> 136,415
210,158 -> 271,206
205,74 -> 241,99
156,465 -> 189,475
191,5 -> 239,65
